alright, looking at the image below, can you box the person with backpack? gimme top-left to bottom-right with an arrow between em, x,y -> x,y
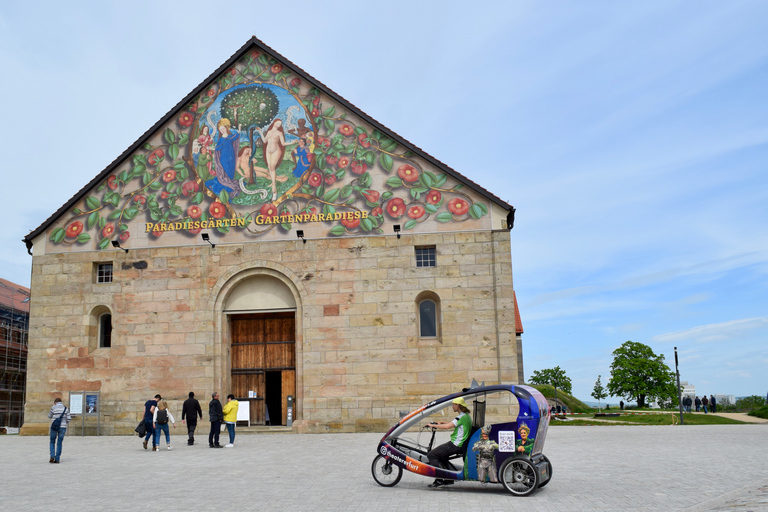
48,397 -> 71,463
152,397 -> 176,451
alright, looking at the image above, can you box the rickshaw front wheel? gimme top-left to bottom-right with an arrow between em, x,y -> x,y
371,455 -> 403,487
499,456 -> 539,496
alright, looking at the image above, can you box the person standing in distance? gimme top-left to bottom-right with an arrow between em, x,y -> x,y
48,398 -> 71,463
182,392 -> 203,446
222,394 -> 240,447
209,392 -> 224,448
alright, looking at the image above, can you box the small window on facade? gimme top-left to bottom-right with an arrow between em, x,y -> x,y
419,300 -> 437,337
97,263 -> 113,283
415,246 -> 436,267
99,314 -> 112,348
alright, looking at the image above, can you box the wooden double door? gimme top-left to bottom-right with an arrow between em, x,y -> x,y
230,312 -> 296,426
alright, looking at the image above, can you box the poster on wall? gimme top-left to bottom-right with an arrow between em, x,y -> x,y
86,394 -> 99,414
69,393 -> 84,415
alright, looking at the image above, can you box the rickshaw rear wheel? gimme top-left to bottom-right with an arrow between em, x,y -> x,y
371,455 -> 403,487
499,456 -> 539,496
537,455 -> 552,488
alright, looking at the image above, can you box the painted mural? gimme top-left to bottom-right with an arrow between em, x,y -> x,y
47,48 -> 491,251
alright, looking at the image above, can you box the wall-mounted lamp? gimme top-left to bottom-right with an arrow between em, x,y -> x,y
201,233 -> 215,248
296,230 -> 306,244
111,240 -> 128,253
393,224 -> 401,239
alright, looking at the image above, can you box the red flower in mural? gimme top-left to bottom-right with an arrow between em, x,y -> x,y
308,173 -> 322,187
448,198 -> 469,216
386,197 -> 406,218
338,156 -> 350,169
271,64 -> 283,73
351,161 -> 367,175
65,221 -> 83,238
312,96 -> 320,106
133,195 -> 146,205
152,228 -> 163,238
317,137 -> 330,148
311,108 -> 319,117
162,170 -> 177,182
182,181 -> 199,196
179,112 -> 194,127
290,78 -> 301,87
339,124 -> 354,137
187,228 -> 202,235
119,231 -> 130,242
107,175 -> 118,190
190,103 -> 198,112
187,205 -> 202,219
326,156 -> 338,166
426,190 -> 442,205
228,68 -> 237,76
362,189 -> 379,203
407,205 -> 426,219
259,203 -> 279,219
207,88 -> 216,97
341,218 -> 360,229
102,223 -> 115,238
397,164 -> 419,183
250,50 -> 260,59
148,149 -> 164,165
160,191 -> 170,199
371,206 -> 383,217
358,133 -> 371,148
209,201 -> 226,219
324,174 -> 337,185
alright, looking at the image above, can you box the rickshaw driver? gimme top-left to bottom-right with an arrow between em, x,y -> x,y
425,397 -> 473,488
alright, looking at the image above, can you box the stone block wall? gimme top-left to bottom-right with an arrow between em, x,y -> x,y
22,229 -> 519,435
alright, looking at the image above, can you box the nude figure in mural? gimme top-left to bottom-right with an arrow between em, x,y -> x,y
256,119 -> 288,201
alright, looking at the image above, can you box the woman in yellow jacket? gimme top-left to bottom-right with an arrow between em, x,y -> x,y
222,394 -> 239,448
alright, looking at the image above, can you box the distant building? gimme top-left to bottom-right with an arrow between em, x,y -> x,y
715,394 -> 735,406
0,279 -> 30,429
680,381 -> 696,400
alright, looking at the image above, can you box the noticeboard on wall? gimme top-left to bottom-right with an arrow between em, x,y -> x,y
69,392 -> 84,415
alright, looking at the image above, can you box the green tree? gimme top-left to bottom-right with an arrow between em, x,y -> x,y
529,366 -> 572,395
606,341 -> 677,408
591,375 -> 608,411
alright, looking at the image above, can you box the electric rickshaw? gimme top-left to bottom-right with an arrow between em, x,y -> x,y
372,383 -> 552,496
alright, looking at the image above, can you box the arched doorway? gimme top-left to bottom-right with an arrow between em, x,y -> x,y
224,274 -> 297,426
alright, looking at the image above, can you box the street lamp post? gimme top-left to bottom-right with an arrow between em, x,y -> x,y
675,347 -> 684,425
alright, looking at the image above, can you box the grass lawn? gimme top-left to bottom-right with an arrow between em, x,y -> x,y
584,413 -> 745,425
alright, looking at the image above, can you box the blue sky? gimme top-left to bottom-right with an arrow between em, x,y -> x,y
1,1 -> 766,402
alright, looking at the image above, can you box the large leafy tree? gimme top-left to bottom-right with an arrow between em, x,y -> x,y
529,366 -> 572,395
607,341 -> 677,408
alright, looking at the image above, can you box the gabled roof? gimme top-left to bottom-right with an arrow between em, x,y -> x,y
0,278 -> 30,314
24,36 -> 513,247
514,291 -> 524,335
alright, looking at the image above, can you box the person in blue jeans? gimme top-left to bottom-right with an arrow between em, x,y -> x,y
153,399 -> 176,450
143,394 -> 160,451
48,398 -> 71,463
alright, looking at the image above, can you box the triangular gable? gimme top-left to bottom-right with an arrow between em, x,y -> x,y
25,37 -> 513,253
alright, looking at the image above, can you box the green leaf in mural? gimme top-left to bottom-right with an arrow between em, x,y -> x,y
453,184 -> 464,191
76,233 -> 91,243
87,211 -> 99,229
98,216 -> 106,229
380,153 -> 393,172
50,228 -> 65,244
119,170 -> 128,182
372,130 -> 383,140
164,128 -> 176,145
360,172 -> 371,187
477,202 -> 488,215
169,144 -> 179,161
133,154 -> 147,166
180,167 -> 189,181
404,219 -> 417,230
324,188 -> 340,203
386,177 -> 404,188
436,212 -> 453,223
150,181 -> 163,190
323,106 -> 335,117
324,119 -> 335,133
98,237 -> 111,250
435,173 -> 448,188
424,204 -> 439,214
381,138 -> 398,152
361,217 -> 373,231
381,191 -> 393,200
354,126 -> 367,136
219,190 -> 230,204
323,204 -> 336,216
124,205 -> 139,220
364,152 -> 375,166
72,208 -> 82,215
330,225 -> 346,236
340,185 -> 353,198
119,224 -> 128,233
178,133 -> 189,146
167,182 -> 177,194
469,204 -> 483,219
110,195 -> 120,208
142,172 -> 151,185
192,191 -> 204,204
281,222 -> 291,231
170,205 -> 183,217
86,196 -> 101,210
108,210 -> 122,220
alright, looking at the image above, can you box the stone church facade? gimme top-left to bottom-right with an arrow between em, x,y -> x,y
21,38 -> 522,435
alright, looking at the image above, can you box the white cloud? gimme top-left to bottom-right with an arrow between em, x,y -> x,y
652,317 -> 768,344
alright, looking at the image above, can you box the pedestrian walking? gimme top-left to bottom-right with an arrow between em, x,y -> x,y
153,398 -> 176,450
710,395 -> 716,414
48,398 -> 71,463
182,392 -> 203,446
222,394 -> 239,447
209,392 -> 224,448
620,400 -> 624,410
142,394 -> 160,451
694,396 -> 701,412
702,395 -> 709,414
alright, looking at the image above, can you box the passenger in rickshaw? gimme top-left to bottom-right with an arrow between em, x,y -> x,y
425,397 -> 472,488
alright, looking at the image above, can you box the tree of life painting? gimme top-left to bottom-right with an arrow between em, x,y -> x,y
48,49 -> 490,250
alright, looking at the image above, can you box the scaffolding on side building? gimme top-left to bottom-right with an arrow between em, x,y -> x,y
0,278 -> 29,429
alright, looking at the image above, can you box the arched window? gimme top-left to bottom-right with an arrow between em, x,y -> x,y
99,313 -> 112,348
415,291 -> 441,341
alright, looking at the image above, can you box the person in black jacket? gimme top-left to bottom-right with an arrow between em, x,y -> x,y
182,392 -> 203,446
209,392 -> 224,448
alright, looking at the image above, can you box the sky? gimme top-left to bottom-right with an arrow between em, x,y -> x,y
1,1 -> 766,403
